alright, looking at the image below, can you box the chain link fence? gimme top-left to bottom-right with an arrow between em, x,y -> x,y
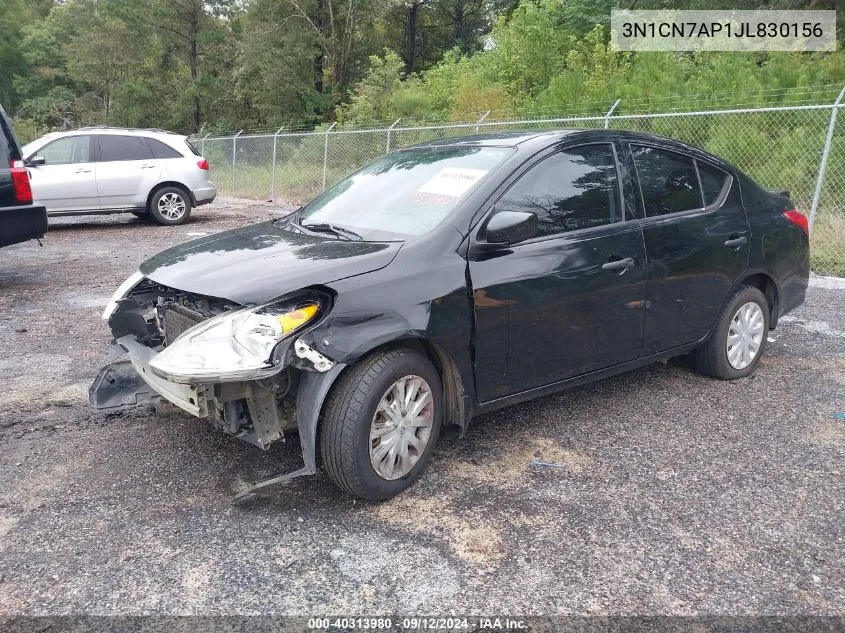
199,92 -> 845,277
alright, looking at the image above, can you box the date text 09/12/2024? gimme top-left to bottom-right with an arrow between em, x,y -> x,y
306,617 -> 528,630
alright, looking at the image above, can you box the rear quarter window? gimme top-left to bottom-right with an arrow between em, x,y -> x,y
697,161 -> 730,206
185,140 -> 201,156
145,138 -> 184,159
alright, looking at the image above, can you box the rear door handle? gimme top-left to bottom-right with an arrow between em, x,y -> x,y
602,257 -> 635,272
140,164 -> 156,169
724,236 -> 748,248
75,168 -> 92,174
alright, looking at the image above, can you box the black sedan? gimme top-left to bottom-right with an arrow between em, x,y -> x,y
91,129 -> 810,500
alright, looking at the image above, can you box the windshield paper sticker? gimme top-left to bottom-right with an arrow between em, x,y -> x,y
417,168 -> 488,198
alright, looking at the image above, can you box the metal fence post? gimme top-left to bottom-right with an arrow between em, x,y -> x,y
271,127 -> 284,201
200,132 -> 210,157
475,111 -> 491,133
322,122 -> 337,192
232,130 -> 243,195
385,118 -> 401,154
808,85 -> 845,232
604,99 -> 621,129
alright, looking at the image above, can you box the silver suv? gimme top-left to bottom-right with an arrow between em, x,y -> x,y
21,127 -> 216,225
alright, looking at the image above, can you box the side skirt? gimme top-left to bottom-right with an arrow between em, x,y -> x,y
474,340 -> 705,416
48,208 -> 143,217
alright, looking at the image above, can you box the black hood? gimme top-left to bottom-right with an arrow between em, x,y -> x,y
139,221 -> 403,304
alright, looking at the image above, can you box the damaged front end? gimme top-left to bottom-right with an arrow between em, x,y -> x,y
90,276 -> 344,496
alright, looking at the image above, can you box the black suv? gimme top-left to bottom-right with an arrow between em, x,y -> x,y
0,105 -> 47,248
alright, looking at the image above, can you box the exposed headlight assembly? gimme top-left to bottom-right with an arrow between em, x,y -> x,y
149,298 -> 323,383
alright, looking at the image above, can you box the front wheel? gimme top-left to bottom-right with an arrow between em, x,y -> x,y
148,187 -> 192,226
320,348 -> 442,500
696,285 -> 769,380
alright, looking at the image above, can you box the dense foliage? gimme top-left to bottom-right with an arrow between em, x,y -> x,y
1,0 -> 843,139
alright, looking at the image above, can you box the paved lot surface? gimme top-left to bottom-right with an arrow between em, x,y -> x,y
0,200 -> 843,615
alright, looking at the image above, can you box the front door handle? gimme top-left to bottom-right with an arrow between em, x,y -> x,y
724,236 -> 748,248
140,164 -> 156,169
602,257 -> 635,272
75,168 -> 92,174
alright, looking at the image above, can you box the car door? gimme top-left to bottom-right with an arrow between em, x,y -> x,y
626,143 -> 750,354
468,142 -> 648,401
26,135 -> 98,213
94,135 -> 161,209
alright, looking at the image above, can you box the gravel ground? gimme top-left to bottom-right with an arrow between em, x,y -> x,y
0,199 -> 843,616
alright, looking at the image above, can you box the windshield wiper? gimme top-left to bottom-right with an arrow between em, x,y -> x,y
300,222 -> 363,241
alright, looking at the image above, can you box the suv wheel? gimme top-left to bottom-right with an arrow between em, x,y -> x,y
320,348 -> 442,500
149,187 -> 191,225
696,285 -> 769,380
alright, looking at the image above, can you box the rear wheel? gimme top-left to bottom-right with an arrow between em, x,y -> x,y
148,186 -> 191,225
320,347 -> 442,500
696,285 -> 769,380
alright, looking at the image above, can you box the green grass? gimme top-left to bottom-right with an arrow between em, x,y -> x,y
811,212 -> 845,277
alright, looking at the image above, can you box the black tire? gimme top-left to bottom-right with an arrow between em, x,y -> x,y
695,285 -> 769,380
148,186 -> 192,226
320,347 -> 443,500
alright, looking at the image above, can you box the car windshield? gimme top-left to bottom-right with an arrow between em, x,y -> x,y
293,146 -> 511,239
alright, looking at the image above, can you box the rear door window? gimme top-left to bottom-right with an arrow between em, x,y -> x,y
145,138 -> 183,159
38,136 -> 91,165
697,161 -> 729,206
496,143 -> 621,237
631,145 -> 703,217
97,135 -> 153,162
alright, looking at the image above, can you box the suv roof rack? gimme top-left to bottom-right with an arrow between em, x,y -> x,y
75,126 -> 180,135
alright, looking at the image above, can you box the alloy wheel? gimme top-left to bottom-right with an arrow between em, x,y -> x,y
158,192 -> 186,221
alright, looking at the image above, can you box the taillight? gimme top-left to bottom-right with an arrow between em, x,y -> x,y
197,159 -> 209,170
10,160 -> 33,204
784,209 -> 808,236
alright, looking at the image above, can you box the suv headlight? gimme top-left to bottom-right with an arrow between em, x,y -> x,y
149,300 -> 321,383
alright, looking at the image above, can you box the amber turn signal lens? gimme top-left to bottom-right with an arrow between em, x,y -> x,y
277,303 -> 319,334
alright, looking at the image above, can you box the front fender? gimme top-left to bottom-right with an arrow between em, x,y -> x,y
295,363 -> 347,474
233,363 -> 346,500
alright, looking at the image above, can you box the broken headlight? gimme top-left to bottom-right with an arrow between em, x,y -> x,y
148,300 -> 321,383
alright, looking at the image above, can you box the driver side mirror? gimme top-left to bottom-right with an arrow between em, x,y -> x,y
481,209 -> 538,248
25,155 -> 46,167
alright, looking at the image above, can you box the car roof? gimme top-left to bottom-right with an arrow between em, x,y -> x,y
408,128 -> 727,166
415,130 -> 578,148
31,127 -> 185,140
76,126 -> 182,136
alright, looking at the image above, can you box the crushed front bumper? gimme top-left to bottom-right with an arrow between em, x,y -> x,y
89,335 -> 207,417
89,333 -> 347,499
